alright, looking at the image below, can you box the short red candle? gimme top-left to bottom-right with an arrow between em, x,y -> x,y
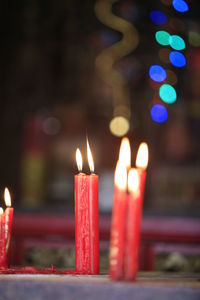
109,161 -> 128,280
0,208 -> 7,268
75,144 -> 99,275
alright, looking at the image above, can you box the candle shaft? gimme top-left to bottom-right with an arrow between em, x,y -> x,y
124,170 -> 146,280
5,207 -> 14,257
124,193 -> 140,280
0,214 -> 7,268
75,173 -> 99,274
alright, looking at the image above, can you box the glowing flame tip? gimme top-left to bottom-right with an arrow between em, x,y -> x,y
4,187 -> 11,207
136,142 -> 149,170
119,137 -> 131,169
0,207 -> 4,215
76,148 -> 83,172
87,138 -> 94,173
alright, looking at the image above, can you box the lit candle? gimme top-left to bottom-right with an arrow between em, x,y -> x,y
109,138 -> 131,280
124,143 -> 149,280
0,207 -> 7,268
109,161 -> 127,280
75,140 -> 99,274
125,169 -> 140,280
4,188 -> 14,257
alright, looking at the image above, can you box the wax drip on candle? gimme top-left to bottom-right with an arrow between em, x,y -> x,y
136,143 -> 149,170
87,138 -> 94,174
4,188 -> 11,207
76,148 -> 83,173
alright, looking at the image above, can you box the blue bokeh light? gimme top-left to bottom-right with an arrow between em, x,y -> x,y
150,11 -> 167,25
151,104 -> 168,123
149,65 -> 167,82
169,51 -> 186,67
172,0 -> 189,13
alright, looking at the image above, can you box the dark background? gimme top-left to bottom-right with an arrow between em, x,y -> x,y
0,0 -> 199,216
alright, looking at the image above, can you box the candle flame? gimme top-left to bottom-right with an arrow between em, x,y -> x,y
4,187 -> 12,207
128,169 -> 139,194
0,207 -> 4,215
87,138 -> 94,173
76,148 -> 83,172
119,137 -> 131,169
136,142 -> 149,170
114,160 -> 127,191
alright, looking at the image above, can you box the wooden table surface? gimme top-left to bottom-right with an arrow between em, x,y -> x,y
0,273 -> 200,300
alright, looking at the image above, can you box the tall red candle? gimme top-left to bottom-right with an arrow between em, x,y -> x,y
75,142 -> 99,275
0,208 -> 7,268
109,161 -> 127,280
125,143 -> 149,280
4,188 -> 14,257
125,169 -> 141,280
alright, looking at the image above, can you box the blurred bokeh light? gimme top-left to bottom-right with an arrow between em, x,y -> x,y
150,10 -> 168,25
149,65 -> 167,82
151,104 -> 168,123
169,51 -> 186,67
172,0 -> 189,13
159,84 -> 177,104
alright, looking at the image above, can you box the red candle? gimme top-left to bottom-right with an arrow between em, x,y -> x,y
124,143 -> 149,280
109,161 -> 127,280
75,141 -> 99,274
124,169 -> 140,280
0,208 -> 7,268
4,188 -> 14,256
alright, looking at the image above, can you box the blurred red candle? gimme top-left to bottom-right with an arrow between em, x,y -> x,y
125,143 -> 149,280
109,161 -> 127,280
125,169 -> 140,280
0,207 -> 7,268
75,140 -> 99,274
109,137 -> 131,280
4,188 -> 14,255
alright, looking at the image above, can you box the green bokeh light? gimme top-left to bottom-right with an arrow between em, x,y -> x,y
155,31 -> 170,46
169,35 -> 185,50
159,84 -> 177,104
